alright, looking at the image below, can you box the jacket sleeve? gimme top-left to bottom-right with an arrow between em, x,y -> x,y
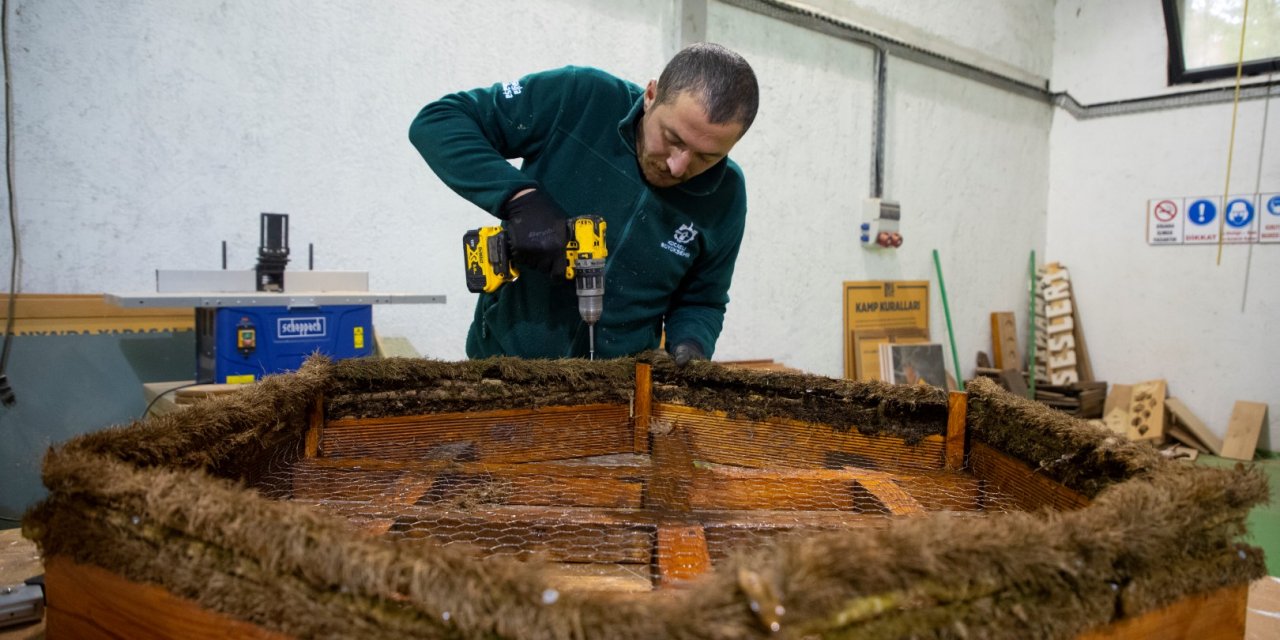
662,192 -> 748,359
408,67 -> 577,218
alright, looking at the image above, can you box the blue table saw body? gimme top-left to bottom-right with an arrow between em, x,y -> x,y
197,305 -> 373,383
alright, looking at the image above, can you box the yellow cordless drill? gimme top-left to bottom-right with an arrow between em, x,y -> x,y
462,216 -> 608,359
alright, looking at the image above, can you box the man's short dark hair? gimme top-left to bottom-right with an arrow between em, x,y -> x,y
655,42 -> 759,134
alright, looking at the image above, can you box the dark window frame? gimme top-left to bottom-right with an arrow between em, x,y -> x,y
1162,0 -> 1280,84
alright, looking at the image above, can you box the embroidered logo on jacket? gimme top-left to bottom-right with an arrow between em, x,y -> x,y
660,223 -> 698,258
502,80 -> 523,99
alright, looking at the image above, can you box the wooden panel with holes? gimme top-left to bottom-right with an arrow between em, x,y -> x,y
1126,380 -> 1167,442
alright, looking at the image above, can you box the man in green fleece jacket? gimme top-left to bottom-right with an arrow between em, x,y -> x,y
410,43 -> 758,364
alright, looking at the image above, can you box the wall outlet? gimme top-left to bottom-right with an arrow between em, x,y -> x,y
860,198 -> 903,249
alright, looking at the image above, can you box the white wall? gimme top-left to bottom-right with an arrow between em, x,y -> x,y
3,0 -> 667,362
1,0 -> 1055,385
710,1 -> 1052,379
1050,0 -> 1279,448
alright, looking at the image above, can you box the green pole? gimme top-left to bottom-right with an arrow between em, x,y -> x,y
931,249 -> 963,391
1027,250 -> 1037,399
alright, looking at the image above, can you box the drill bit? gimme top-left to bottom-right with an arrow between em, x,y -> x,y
589,325 -> 595,361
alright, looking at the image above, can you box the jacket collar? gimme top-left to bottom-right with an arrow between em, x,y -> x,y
617,96 -> 728,197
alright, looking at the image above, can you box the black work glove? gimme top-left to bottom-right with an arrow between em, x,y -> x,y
669,340 -> 706,367
501,190 -> 569,276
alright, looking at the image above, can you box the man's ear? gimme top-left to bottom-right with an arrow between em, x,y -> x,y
643,79 -> 658,111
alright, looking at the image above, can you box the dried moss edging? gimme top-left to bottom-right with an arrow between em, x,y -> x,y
23,356 -> 1269,639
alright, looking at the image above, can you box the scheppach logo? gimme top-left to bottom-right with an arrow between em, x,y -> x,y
277,317 -> 327,339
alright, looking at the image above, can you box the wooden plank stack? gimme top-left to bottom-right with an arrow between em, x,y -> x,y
972,367 -> 1107,419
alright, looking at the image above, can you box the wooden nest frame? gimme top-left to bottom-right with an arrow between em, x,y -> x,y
23,355 -> 1267,639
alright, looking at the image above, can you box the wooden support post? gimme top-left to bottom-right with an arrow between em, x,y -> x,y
304,394 -> 324,458
647,425 -> 694,512
634,362 -> 652,454
945,391 -> 967,470
655,524 -> 711,586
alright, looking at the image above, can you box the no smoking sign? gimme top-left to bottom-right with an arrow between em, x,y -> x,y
1147,198 -> 1184,244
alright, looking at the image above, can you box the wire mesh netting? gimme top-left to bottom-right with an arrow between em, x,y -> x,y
252,394 -> 1029,592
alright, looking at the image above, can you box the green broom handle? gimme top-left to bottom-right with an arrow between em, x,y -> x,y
931,250 -> 963,392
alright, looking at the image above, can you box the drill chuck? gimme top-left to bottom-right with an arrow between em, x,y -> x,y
574,257 -> 605,325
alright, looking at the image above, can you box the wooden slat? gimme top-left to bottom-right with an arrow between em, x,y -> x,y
0,293 -> 194,335
652,403 -> 945,472
703,512 -> 894,560
540,563 -> 652,594
44,556 -> 291,640
634,363 -> 652,454
1102,384 -> 1133,437
893,471 -> 983,511
656,525 -> 712,585
1165,398 -> 1222,455
1076,584 -> 1246,640
1221,401 -> 1268,461
999,369 -> 1029,398
854,470 -> 925,515
990,311 -> 1019,370
380,504 -> 656,564
291,459 -> 645,509
305,394 -> 323,458
945,391 -> 967,470
321,404 -> 633,463
969,442 -> 1090,511
299,457 -> 647,478
692,466 -> 868,512
1068,285 -> 1095,383
690,465 -> 938,514
1166,424 -> 1210,454
420,472 -> 643,509
647,424 -> 695,512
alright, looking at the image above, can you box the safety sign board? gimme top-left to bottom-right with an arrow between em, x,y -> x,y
1262,192 -> 1280,244
1147,193 -> 1278,246
1182,196 -> 1221,245
1146,198 -> 1183,244
1222,195 -> 1258,244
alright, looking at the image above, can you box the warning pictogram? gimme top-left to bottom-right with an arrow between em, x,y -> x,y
1223,195 -> 1258,244
1183,197 -> 1220,244
1145,193 -> 1280,245
1262,192 -> 1280,244
1146,198 -> 1184,245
